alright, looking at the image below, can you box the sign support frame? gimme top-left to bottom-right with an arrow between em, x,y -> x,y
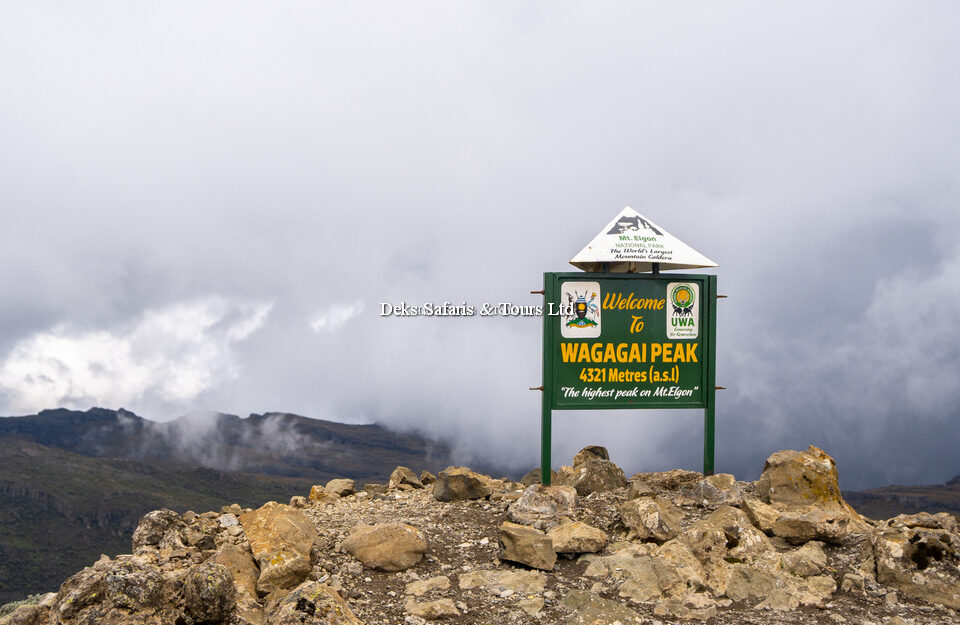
539,272 -> 717,485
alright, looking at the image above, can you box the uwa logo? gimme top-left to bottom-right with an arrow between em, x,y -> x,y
667,282 -> 698,339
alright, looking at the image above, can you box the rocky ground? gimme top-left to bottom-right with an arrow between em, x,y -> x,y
3,445 -> 960,625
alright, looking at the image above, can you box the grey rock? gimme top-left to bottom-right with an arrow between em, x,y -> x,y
263,581 -> 363,625
432,466 -> 493,501
561,590 -> 645,625
507,484 -> 576,531
499,521 -> 556,571
184,562 -> 237,622
742,497 -> 779,534
781,541 -> 827,577
556,458 -> 627,496
239,502 -> 318,595
871,517 -> 960,609
326,478 -> 356,496
404,597 -> 459,620
619,497 -> 683,542
520,468 -> 557,486
458,569 -> 547,595
212,542 -> 260,598
680,473 -> 744,507
342,523 -> 427,572
288,495 -> 307,508
547,521 -> 607,554
364,483 -> 389,495
405,575 -> 450,596
572,445 -> 610,466
629,469 -> 702,491
389,466 -> 424,490
131,509 -> 184,553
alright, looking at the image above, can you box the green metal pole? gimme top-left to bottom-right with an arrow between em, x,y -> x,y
703,405 -> 715,476
541,395 -> 552,485
541,272 -> 555,485
703,274 -> 718,475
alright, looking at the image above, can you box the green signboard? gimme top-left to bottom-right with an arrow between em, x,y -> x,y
540,272 -> 718,481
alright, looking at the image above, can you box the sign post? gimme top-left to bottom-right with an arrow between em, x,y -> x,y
539,208 -> 719,484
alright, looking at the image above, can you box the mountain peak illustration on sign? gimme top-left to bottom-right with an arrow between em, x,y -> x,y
570,207 -> 718,273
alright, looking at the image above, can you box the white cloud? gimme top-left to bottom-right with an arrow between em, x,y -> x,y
0,297 -> 272,414
0,3 -> 958,487
309,301 -> 365,333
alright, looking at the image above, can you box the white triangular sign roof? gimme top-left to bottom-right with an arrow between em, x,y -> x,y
570,207 -> 718,273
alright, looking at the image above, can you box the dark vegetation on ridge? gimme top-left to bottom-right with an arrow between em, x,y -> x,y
0,407 -> 449,481
0,408 -> 451,604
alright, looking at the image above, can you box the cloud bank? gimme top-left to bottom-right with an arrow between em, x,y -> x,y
0,297 -> 272,414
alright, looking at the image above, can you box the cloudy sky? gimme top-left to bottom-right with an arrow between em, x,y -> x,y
1,3 -> 958,490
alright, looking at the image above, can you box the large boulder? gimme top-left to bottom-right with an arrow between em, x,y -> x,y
670,508 -> 773,596
701,506 -> 773,561
212,542 -> 261,598
520,467 -> 557,486
742,498 -> 779,534
870,513 -> 960,609
52,555 -> 174,623
781,541 -> 827,577
263,581 -> 363,625
325,478 -> 356,497
771,508 -> 868,544
588,505 -> 775,605
546,521 -> 608,554
572,445 -> 610,465
506,484 -> 576,531
556,446 -> 627,495
584,515 -> 831,613
54,564 -> 108,621
679,473 -> 745,507
582,544 -> 686,603
342,523 -> 427,571
499,521 -> 556,571
131,509 -> 185,554
432,466 -> 493,501
308,484 -> 339,505
756,446 -> 847,509
239,502 -> 318,595
183,562 -> 237,623
674,525 -> 731,593
102,558 -> 167,611
725,564 -> 837,611
755,446 -> 869,543
389,466 -> 423,490
629,469 -> 702,492
211,543 -> 264,624
619,497 -> 684,543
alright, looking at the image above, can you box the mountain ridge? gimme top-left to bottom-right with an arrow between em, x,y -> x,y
0,408 -> 452,604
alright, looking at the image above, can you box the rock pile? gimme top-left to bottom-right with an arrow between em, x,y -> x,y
3,449 -> 959,625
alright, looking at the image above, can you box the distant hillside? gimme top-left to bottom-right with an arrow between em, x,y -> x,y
843,475 -> 960,520
0,408 -> 450,481
0,408 -> 451,604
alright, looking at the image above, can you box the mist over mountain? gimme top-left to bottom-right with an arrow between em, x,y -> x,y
0,407 -> 453,604
0,408 -> 451,481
